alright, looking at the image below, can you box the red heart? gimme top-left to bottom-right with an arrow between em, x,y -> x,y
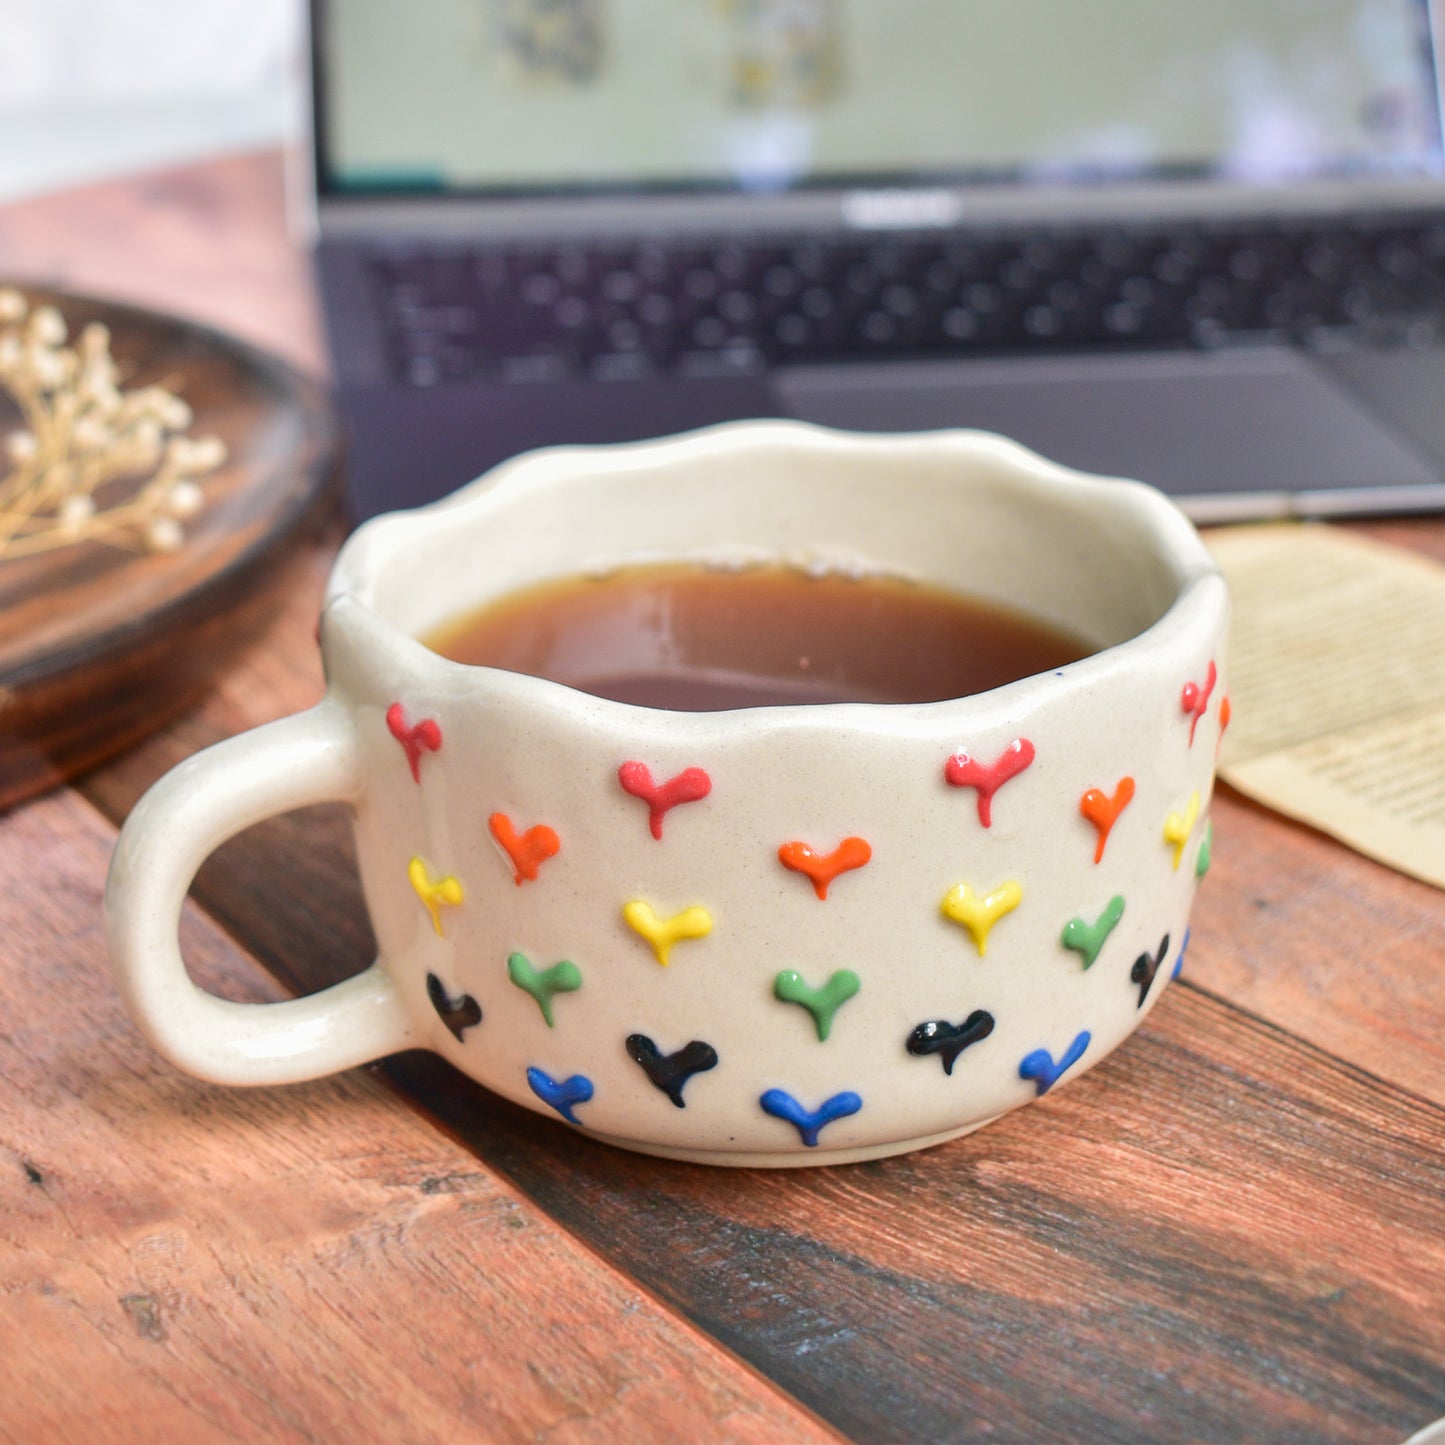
1079,776 -> 1136,864
778,836 -> 873,901
488,812 -> 561,885
943,738 -> 1036,827
1181,660 -> 1217,745
387,702 -> 442,783
618,761 -> 712,840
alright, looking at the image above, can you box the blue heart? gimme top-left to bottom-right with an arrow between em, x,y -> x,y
1172,927 -> 1191,980
526,1066 -> 594,1125
759,1088 -> 862,1147
1018,1030 -> 1091,1097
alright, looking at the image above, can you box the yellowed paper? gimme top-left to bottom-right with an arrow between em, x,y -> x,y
1206,523 -> 1445,890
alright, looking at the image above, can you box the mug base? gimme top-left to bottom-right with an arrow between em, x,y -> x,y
584,1113 -> 1006,1168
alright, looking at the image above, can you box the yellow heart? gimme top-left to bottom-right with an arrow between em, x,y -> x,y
622,900 -> 713,967
1163,791 -> 1201,870
408,856 -> 464,937
939,880 -> 1023,956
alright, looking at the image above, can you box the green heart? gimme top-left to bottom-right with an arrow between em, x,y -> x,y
1195,820 -> 1213,878
773,968 -> 861,1041
507,952 -> 582,1027
1060,895 -> 1126,970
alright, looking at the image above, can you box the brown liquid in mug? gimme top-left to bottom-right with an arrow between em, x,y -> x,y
422,563 -> 1091,710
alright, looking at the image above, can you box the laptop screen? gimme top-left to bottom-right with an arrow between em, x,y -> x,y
312,0 -> 1444,199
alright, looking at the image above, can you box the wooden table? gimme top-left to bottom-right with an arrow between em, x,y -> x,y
1,151 -> 1442,1445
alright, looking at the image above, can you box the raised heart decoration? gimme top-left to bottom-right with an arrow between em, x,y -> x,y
408,856 -> 464,937
1130,933 -> 1171,1009
943,737 -> 1036,827
1163,791 -> 1201,870
1195,820 -> 1213,878
626,1035 -> 719,1109
1181,660 -> 1217,745
386,702 -> 442,782
488,812 -> 561,885
1172,928 -> 1191,981
506,952 -> 582,1027
1060,894 -> 1126,970
759,1088 -> 863,1148
526,1066 -> 594,1125
940,879 -> 1023,956
777,836 -> 872,900
618,761 -> 712,840
773,968 -> 861,1041
426,972 -> 482,1042
905,1010 -> 996,1075
1018,1029 -> 1091,1096
622,899 -> 713,966
1079,777 -> 1136,864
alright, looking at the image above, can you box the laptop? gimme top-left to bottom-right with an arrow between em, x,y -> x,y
304,0 -> 1445,524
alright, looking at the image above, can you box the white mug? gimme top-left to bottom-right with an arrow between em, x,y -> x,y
106,423 -> 1229,1166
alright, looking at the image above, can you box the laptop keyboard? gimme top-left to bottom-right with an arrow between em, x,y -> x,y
368,216 -> 1445,387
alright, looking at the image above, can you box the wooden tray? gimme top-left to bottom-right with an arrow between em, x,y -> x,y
0,288 -> 343,811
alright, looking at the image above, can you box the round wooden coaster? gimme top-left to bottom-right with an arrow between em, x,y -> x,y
0,287 -> 343,811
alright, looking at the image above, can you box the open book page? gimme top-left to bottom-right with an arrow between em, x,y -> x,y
1205,523 -> 1445,890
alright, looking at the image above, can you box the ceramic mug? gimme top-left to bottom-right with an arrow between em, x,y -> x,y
105,422 -> 1229,1166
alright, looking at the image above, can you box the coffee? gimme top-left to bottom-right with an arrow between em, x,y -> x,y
422,562 -> 1089,709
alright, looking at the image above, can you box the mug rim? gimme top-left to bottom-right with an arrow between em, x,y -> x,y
325,421 -> 1226,727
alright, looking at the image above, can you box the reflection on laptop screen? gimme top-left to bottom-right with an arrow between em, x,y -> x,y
315,0 -> 1443,198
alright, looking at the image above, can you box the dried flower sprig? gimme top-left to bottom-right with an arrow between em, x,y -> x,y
0,288 -> 225,561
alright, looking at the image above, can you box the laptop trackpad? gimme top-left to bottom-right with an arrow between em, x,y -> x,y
774,347 -> 1436,506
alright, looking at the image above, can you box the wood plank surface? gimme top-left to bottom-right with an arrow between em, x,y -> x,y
5,149 -> 1445,1445
391,989 -> 1445,1445
0,786 -> 836,1444
69,525 -> 1445,1445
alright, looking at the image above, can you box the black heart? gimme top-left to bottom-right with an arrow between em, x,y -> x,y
906,1010 -> 996,1075
427,972 -> 482,1041
1130,933 -> 1171,1009
626,1034 -> 719,1108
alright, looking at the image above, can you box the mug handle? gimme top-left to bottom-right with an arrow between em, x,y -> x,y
104,700 -> 417,1085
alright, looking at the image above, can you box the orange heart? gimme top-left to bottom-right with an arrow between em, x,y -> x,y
488,812 -> 561,885
778,836 -> 872,901
1079,777 -> 1136,864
